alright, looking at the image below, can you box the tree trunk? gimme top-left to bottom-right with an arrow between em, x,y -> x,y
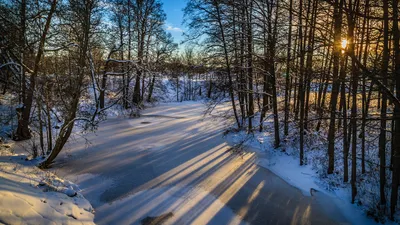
37,98 -> 44,156
99,70 -> 107,109
271,0 -> 280,147
340,59 -> 349,183
327,0 -> 344,174
284,0 -> 293,136
390,0 -> 400,219
298,0 -> 306,165
19,0 -> 26,105
215,1 -> 241,129
379,0 -> 389,209
246,1 -> 254,132
39,0 -> 91,168
147,73 -> 156,102
15,0 -> 58,141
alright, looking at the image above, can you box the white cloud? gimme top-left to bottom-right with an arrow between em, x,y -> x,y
166,25 -> 184,32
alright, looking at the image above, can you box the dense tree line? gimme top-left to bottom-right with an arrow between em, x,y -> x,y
2,0 -> 400,221
184,0 -> 400,221
0,0 -> 181,167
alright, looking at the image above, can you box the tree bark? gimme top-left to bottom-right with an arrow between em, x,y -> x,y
327,0 -> 344,174
284,0 -> 293,136
15,0 -> 58,141
390,0 -> 400,219
379,0 -> 389,209
39,0 -> 91,168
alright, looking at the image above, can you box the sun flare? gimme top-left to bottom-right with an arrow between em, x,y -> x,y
341,39 -> 348,49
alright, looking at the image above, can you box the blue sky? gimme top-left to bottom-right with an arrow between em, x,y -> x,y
161,0 -> 187,44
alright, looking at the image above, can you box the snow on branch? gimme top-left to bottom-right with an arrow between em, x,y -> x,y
106,59 -> 138,64
0,61 -> 33,74
44,43 -> 79,52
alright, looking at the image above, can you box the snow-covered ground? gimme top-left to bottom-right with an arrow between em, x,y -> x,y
0,143 -> 95,225
227,119 -> 397,225
5,100 -> 389,224
30,101 -> 350,225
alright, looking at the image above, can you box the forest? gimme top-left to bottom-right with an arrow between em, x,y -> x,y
1,0 -> 400,223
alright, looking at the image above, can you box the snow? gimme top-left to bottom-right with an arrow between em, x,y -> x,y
3,98 -> 392,224
95,186 -> 248,225
227,129 -> 396,225
258,151 -> 319,196
44,102 -> 350,225
258,150 -> 384,225
0,143 -> 95,225
0,93 -> 18,140
227,131 -> 320,197
51,102 -> 250,225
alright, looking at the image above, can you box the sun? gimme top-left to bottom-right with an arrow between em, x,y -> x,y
341,39 -> 348,49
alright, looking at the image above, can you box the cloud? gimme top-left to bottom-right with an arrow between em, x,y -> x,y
166,25 -> 184,32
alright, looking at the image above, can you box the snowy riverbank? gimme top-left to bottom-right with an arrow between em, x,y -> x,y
227,130 -> 397,225
0,142 -> 95,225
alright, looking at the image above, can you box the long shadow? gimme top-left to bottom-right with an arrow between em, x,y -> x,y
96,131 -> 229,202
48,103 -> 348,225
97,145 -> 248,224
54,114 -> 230,191
57,123 -> 223,174
141,114 -> 186,119
0,175 -> 41,196
97,145 -> 237,224
177,154 -> 257,224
